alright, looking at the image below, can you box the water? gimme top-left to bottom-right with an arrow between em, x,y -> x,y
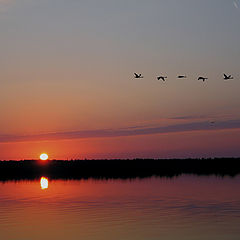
0,175 -> 240,240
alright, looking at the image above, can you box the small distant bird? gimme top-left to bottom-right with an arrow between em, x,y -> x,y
198,77 -> 208,82
178,75 -> 187,79
134,73 -> 143,79
210,121 -> 215,124
223,74 -> 233,80
157,76 -> 167,81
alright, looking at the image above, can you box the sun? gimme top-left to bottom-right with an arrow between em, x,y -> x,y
40,153 -> 48,161
40,177 -> 49,190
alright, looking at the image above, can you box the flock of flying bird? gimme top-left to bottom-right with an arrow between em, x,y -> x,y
134,73 -> 234,82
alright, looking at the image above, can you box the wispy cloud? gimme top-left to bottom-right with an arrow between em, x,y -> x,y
1,119 -> 240,143
169,115 -> 207,120
234,1 -> 239,9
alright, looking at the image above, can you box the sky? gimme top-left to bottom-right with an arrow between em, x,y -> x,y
1,0 -> 240,160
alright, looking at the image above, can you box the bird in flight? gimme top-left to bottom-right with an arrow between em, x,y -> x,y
198,77 -> 208,82
134,73 -> 143,79
223,74 -> 234,80
157,76 -> 167,81
178,75 -> 187,79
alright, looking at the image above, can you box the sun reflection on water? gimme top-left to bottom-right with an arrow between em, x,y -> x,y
40,177 -> 49,190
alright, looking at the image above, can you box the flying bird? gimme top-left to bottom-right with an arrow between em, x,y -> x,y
134,73 -> 143,79
198,77 -> 208,82
178,75 -> 187,79
157,76 -> 167,81
223,74 -> 234,80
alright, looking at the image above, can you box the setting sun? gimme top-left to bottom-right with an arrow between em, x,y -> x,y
40,153 -> 48,161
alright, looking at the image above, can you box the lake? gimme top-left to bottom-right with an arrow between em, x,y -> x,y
0,175 -> 240,240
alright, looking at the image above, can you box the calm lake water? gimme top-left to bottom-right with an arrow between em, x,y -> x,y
0,176 -> 240,240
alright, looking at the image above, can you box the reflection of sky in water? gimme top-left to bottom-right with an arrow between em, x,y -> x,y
0,176 -> 240,240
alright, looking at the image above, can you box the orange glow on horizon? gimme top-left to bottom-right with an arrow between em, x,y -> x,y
40,177 -> 49,190
0,128 -> 240,160
40,153 -> 48,161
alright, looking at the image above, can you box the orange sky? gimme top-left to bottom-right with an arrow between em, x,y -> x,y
1,128 -> 240,160
1,1 -> 240,159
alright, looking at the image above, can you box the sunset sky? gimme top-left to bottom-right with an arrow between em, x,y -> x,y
1,0 -> 240,160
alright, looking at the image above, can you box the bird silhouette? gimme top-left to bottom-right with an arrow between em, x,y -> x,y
178,75 -> 187,79
223,74 -> 233,80
198,77 -> 208,82
157,76 -> 167,81
134,73 -> 143,79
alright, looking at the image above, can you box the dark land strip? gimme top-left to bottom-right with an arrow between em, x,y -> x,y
0,158 -> 240,181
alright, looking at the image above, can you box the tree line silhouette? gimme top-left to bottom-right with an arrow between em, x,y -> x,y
0,158 -> 239,181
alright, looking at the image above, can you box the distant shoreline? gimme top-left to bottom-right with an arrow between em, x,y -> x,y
0,158 -> 240,181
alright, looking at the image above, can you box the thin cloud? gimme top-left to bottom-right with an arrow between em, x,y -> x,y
234,1 -> 239,9
169,115 -> 206,120
1,119 -> 240,143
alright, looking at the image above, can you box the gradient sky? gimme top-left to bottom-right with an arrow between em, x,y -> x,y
1,0 -> 240,159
